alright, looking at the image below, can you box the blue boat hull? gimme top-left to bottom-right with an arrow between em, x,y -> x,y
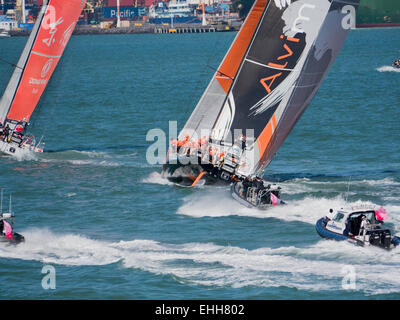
316,217 -> 400,249
315,217 -> 348,241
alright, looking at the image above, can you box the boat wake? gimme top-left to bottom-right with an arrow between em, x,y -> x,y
141,172 -> 174,185
177,189 -> 344,223
39,150 -> 120,167
1,228 -> 399,295
27,149 -> 150,168
177,180 -> 400,226
0,150 -> 39,162
376,66 -> 400,73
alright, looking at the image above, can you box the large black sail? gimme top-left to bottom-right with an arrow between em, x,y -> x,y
209,0 -> 360,177
167,0 -> 359,183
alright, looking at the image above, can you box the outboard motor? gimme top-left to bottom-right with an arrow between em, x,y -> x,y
369,231 -> 381,246
271,189 -> 281,199
382,230 -> 392,249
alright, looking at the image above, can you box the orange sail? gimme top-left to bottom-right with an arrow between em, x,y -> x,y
216,0 -> 268,94
4,0 -> 86,122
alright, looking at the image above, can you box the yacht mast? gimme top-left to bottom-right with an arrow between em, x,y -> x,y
116,0 -> 121,27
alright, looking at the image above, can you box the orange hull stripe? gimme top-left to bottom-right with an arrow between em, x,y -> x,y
216,0 -> 269,93
187,174 -> 197,181
191,171 -> 206,187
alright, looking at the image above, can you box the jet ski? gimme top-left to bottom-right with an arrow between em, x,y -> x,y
393,58 -> 400,69
0,191 -> 25,245
316,207 -> 400,250
231,179 -> 285,210
0,213 -> 25,245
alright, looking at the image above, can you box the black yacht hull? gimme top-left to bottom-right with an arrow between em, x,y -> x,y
161,154 -> 234,187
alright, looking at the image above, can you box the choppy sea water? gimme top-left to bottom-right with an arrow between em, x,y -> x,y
0,28 -> 399,299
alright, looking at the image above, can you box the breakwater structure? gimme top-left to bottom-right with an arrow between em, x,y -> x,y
154,24 -> 217,34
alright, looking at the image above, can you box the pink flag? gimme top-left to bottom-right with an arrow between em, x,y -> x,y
3,220 -> 13,240
270,193 -> 280,206
375,206 -> 388,221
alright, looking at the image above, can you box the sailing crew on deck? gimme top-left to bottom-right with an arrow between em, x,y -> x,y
217,152 -> 225,168
3,124 -> 10,142
240,134 -> 247,150
234,134 -> 247,151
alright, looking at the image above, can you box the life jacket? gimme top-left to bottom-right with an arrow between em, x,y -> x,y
177,140 -> 184,147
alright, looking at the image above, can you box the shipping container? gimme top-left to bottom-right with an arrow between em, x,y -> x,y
144,0 -> 157,7
103,6 -> 147,19
105,0 -> 134,7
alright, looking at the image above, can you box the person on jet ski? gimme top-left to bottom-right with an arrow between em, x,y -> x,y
3,124 -> 10,142
394,58 -> 400,68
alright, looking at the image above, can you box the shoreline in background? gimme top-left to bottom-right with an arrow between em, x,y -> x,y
8,22 -> 242,37
7,22 -> 400,37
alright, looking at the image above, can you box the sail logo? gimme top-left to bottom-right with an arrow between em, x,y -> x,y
42,5 -> 64,47
291,4 -> 316,34
29,78 -> 47,86
341,5 -> 356,30
60,23 -> 76,47
43,17 -> 64,47
41,59 -> 54,78
258,1 -> 319,96
260,35 -> 300,94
